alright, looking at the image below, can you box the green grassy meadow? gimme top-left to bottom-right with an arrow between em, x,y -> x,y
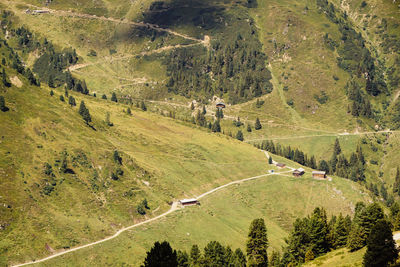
34,172 -> 370,266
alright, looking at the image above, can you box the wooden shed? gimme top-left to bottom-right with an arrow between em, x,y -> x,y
293,168 -> 305,177
312,171 -> 326,179
179,198 -> 199,206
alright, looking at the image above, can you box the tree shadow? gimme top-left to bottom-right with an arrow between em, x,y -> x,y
1,107 -> 9,112
141,0 -> 227,36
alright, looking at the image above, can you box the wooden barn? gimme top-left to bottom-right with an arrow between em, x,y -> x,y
179,198 -> 199,206
293,168 -> 305,177
312,171 -> 326,179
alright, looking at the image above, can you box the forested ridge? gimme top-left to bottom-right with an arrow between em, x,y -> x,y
164,3 -> 272,104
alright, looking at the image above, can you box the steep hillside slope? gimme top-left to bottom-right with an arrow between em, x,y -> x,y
0,65 -> 273,265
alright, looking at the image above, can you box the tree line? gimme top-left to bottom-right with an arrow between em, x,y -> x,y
142,203 -> 398,267
257,138 -> 366,182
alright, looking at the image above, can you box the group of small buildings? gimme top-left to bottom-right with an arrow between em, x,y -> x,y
275,162 -> 327,179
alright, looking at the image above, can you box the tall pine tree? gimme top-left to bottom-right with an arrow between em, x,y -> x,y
363,220 -> 398,267
246,218 -> 268,267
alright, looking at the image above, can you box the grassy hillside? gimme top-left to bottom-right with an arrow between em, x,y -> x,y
33,170 -> 370,266
1,0 -> 399,266
304,247 -> 365,267
0,64 -> 274,265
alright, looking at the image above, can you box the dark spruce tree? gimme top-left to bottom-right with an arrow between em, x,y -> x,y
78,100 -> 92,125
2,68 -> 11,87
189,244 -> 201,265
59,95 -> 65,102
211,120 -> 221,133
48,74 -> 55,88
246,218 -> 268,267
0,96 -> 7,112
333,138 -> 341,155
127,107 -> 132,115
255,118 -> 262,130
203,241 -> 227,266
247,124 -> 252,132
142,241 -> 178,267
111,92 -> 118,102
101,94 -> 107,100
236,130 -> 244,141
363,219 -> 398,267
50,90 -> 54,96
113,150 -> 122,165
68,96 -> 76,107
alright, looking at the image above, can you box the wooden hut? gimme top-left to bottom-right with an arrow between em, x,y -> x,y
179,198 -> 199,206
312,171 -> 326,179
293,168 -> 305,177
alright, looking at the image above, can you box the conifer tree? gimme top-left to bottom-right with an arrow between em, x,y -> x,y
50,90 -> 54,96
203,241 -> 227,266
111,92 -> 118,102
232,248 -> 247,267
177,251 -> 189,267
255,118 -> 262,130
202,105 -> 207,115
0,96 -> 6,111
236,130 -> 244,141
190,102 -> 195,110
247,124 -> 252,132
113,150 -> 122,165
356,145 -> 365,165
246,218 -> 268,266
333,213 -> 348,248
78,101 -> 91,125
142,241 -> 178,267
318,160 -> 330,173
269,156 -> 273,164
81,80 -> 88,94
59,95 -> 64,102
347,224 -> 365,252
309,207 -> 329,256
48,74 -> 55,88
333,138 -> 341,155
363,220 -> 397,267
2,68 -> 11,87
127,107 -> 131,115
211,120 -> 221,133
190,244 -> 201,265
102,94 -> 107,100
68,96 -> 76,107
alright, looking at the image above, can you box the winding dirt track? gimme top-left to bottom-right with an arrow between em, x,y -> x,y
19,3 -> 206,45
